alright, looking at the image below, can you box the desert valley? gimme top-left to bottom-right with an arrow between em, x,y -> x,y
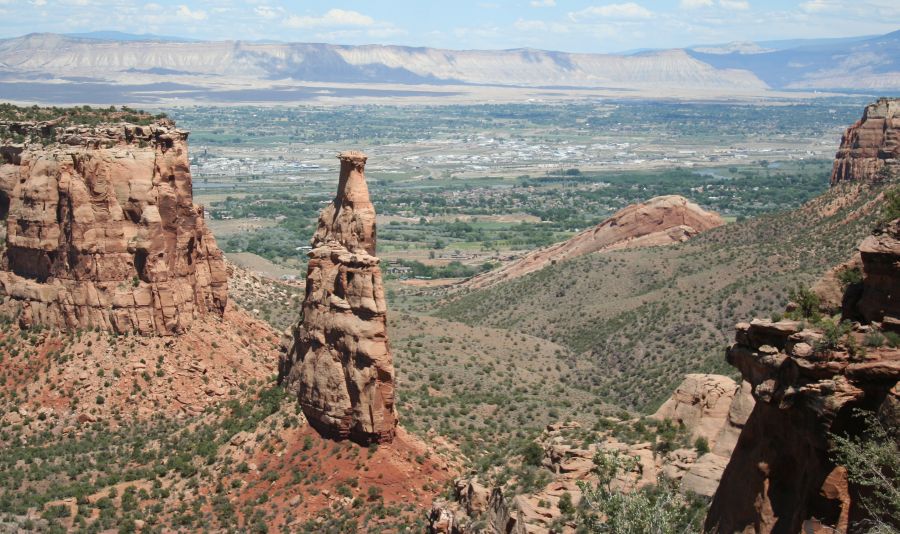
0,6 -> 898,534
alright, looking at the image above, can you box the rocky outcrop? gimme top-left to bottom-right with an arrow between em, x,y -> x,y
279,151 -> 398,444
0,119 -> 227,335
706,222 -> 900,533
430,377 -> 753,534
652,374 -> 755,497
464,195 -> 724,289
830,98 -> 900,186
856,219 -> 900,327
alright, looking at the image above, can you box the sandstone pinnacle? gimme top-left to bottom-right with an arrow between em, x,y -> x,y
280,151 -> 398,444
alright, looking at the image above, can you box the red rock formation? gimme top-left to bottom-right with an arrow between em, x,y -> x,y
830,97 -> 900,186
0,119 -> 227,335
280,151 -> 398,444
706,271 -> 900,531
464,195 -> 724,289
856,219 -> 900,328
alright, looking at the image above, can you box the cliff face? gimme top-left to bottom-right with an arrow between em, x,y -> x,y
830,97 -> 900,186
0,119 -> 227,335
706,224 -> 900,533
280,151 -> 398,445
464,195 -> 724,289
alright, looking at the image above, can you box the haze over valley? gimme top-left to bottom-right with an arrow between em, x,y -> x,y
0,2 -> 898,533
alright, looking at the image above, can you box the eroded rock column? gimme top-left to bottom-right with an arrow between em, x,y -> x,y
280,151 -> 397,444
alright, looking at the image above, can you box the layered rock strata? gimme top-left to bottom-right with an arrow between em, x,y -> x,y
280,151 -> 397,444
464,195 -> 724,289
0,119 -> 227,335
706,229 -> 900,532
830,97 -> 900,185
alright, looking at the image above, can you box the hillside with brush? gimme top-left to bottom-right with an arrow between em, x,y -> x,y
438,184 -> 891,411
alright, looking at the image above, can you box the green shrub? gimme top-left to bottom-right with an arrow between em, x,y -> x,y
831,410 -> 900,531
837,267 -> 863,288
694,437 -> 710,456
788,285 -> 820,320
864,331 -> 886,348
577,450 -> 707,533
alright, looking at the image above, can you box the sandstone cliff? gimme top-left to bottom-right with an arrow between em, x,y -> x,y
280,151 -> 398,445
464,195 -> 724,289
830,97 -> 900,186
0,118 -> 227,335
706,221 -> 900,533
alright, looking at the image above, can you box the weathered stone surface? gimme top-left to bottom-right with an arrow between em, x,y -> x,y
280,151 -> 397,444
651,373 -> 740,450
830,97 -> 900,185
464,195 -> 724,289
857,218 -> 900,325
0,119 -> 227,335
706,221 -> 900,533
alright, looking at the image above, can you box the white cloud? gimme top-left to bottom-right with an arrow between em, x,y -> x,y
799,0 -> 836,12
680,0 -> 714,8
285,8 -> 374,29
253,5 -> 282,19
176,5 -> 207,21
569,3 -> 654,20
30,0 -> 47,6
718,0 -> 750,10
530,0 -> 556,7
514,18 -> 548,31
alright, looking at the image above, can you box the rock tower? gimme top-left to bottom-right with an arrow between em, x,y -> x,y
280,151 -> 398,444
830,97 -> 900,185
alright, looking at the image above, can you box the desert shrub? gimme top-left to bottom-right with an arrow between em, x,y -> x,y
814,318 -> 852,355
838,267 -> 864,288
864,331 -> 886,348
831,410 -> 900,532
885,331 -> 900,348
694,437 -> 710,456
577,450 -> 707,533
788,285 -> 820,320
881,187 -> 900,223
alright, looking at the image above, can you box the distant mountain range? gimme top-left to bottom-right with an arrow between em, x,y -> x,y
0,31 -> 896,104
686,30 -> 900,90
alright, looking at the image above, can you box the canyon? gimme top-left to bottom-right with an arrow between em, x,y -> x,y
0,99 -> 898,532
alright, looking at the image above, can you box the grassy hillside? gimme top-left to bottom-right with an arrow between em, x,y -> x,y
437,183 -> 891,411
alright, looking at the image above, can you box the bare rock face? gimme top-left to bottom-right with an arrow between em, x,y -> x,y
465,195 -> 724,289
652,374 -> 755,497
0,119 -> 227,335
856,219 -> 900,327
830,97 -> 900,185
706,225 -> 900,534
280,151 -> 397,444
651,374 -> 741,449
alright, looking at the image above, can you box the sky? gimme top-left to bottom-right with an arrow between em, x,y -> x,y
0,0 -> 898,53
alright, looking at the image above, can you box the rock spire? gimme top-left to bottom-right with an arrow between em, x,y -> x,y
280,151 -> 398,444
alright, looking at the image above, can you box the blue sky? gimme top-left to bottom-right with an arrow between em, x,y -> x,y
0,0 -> 898,53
